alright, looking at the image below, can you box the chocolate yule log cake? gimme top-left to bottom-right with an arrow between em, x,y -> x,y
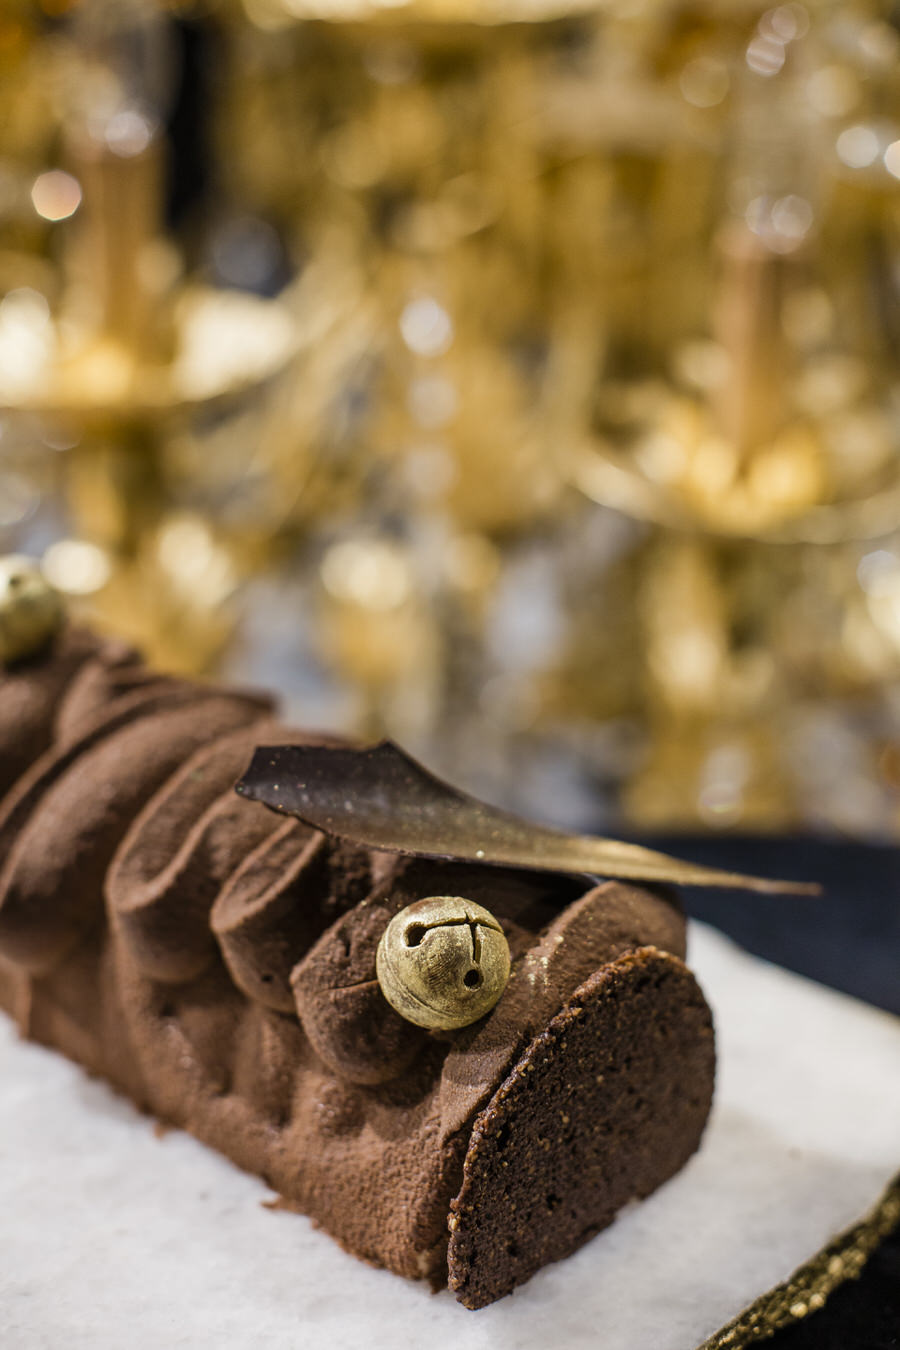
0,557 -> 817,1309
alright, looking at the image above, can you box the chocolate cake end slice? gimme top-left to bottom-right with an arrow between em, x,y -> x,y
447,946 -> 715,1309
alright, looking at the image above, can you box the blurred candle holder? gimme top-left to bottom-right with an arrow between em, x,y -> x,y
3,0 -> 899,836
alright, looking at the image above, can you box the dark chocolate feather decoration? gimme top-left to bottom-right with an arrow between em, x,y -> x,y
236,740 -> 819,895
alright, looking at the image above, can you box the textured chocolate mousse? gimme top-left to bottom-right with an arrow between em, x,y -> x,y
0,626 -> 715,1307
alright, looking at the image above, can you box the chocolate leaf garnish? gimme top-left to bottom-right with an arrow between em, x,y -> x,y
235,740 -> 820,895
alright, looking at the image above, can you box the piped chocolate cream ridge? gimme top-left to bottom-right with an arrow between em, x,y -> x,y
0,628 -> 715,1308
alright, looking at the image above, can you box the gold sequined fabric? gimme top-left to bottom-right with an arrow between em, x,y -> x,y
698,1174 -> 900,1349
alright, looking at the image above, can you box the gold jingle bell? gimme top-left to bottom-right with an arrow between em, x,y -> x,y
376,896 -> 510,1031
0,556 -> 64,667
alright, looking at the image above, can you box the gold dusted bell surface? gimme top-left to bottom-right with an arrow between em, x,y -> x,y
0,556 -> 64,667
376,897 -> 511,1031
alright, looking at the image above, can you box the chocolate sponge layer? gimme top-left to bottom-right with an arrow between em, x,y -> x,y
448,947 -> 715,1308
0,628 -> 715,1307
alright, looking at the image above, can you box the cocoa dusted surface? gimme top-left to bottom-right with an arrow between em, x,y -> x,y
0,628 -> 715,1307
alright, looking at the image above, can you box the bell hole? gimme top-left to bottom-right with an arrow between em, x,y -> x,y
8,573 -> 25,589
463,968 -> 482,988
405,924 -> 427,947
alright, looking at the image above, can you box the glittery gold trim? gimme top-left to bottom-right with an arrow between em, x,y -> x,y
697,1173 -> 900,1349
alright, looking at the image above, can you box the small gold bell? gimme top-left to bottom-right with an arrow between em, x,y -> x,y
0,556 -> 64,667
376,896 -> 511,1031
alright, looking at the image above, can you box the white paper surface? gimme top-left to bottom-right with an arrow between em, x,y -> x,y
2,922 -> 898,1350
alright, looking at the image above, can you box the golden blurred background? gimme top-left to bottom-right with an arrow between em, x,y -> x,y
1,0 -> 899,835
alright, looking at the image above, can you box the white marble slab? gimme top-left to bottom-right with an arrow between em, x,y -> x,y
2,922 -> 898,1350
